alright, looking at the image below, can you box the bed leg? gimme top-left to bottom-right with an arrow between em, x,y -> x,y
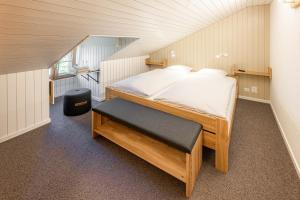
185,133 -> 202,197
215,140 -> 229,173
215,119 -> 229,173
105,88 -> 112,100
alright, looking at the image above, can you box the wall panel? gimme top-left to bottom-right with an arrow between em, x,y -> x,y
34,70 -> 42,123
150,5 -> 271,100
17,72 -> 26,130
41,69 -> 50,121
54,56 -> 149,101
76,37 -> 136,69
99,56 -> 149,99
54,76 -> 80,98
270,0 -> 300,177
0,69 -> 50,143
7,73 -> 17,135
25,71 -> 35,127
0,75 -> 8,139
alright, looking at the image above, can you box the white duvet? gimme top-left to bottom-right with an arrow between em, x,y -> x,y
111,69 -> 190,97
154,73 -> 236,118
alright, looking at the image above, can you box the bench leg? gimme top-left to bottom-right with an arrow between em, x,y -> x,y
185,132 -> 202,198
92,111 -> 103,138
92,111 -> 99,138
92,112 -> 110,138
105,88 -> 113,100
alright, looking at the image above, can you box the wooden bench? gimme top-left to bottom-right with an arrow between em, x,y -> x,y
92,98 -> 203,197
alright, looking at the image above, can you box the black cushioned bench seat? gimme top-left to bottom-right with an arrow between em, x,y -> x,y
92,98 -> 202,153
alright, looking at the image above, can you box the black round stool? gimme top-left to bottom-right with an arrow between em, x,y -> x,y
63,88 -> 91,116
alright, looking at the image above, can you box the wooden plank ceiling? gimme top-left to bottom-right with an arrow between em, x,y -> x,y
0,0 -> 272,74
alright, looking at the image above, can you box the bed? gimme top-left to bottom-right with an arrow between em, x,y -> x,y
106,67 -> 238,173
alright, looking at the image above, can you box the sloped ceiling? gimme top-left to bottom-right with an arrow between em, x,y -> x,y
0,0 -> 272,74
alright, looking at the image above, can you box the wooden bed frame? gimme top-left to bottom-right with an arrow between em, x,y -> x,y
105,85 -> 238,173
92,113 -> 202,197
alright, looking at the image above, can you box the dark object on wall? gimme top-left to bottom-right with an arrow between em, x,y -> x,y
63,88 -> 91,116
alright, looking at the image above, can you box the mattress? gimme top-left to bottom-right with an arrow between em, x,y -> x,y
111,68 -> 191,97
153,74 -> 237,120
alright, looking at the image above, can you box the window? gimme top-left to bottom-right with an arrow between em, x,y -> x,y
57,52 -> 73,75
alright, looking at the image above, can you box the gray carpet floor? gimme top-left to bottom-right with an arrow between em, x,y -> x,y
0,98 -> 299,200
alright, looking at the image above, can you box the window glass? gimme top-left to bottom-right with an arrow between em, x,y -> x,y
57,52 -> 73,75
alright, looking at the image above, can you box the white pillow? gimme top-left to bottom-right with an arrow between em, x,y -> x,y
197,68 -> 228,77
165,65 -> 193,73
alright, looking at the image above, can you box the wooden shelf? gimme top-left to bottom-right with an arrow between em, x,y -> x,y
53,74 -> 76,80
49,79 -> 55,104
233,67 -> 272,78
145,58 -> 168,67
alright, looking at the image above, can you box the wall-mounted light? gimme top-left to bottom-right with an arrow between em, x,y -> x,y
170,50 -> 176,58
282,0 -> 300,8
215,53 -> 229,59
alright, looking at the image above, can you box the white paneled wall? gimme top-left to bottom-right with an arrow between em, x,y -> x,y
100,55 -> 149,99
54,76 -> 80,98
53,36 -> 141,101
270,0 -> 300,177
76,37 -> 137,69
77,46 -> 115,69
78,73 -> 101,100
151,5 -> 270,100
76,37 -> 118,69
54,75 -> 101,100
54,56 -> 149,100
0,69 -> 50,143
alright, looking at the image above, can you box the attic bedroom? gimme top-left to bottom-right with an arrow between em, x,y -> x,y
0,0 -> 299,199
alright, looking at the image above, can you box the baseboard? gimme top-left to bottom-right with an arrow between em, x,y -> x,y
238,95 -> 270,104
270,102 -> 300,178
0,118 -> 51,144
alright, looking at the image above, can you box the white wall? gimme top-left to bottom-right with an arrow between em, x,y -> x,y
76,37 -> 137,69
54,56 -> 149,101
54,76 -> 80,98
100,55 -> 149,98
53,36 -> 140,100
76,37 -> 119,69
270,1 -> 300,176
54,76 -> 101,99
0,69 -> 50,143
150,5 -> 271,100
